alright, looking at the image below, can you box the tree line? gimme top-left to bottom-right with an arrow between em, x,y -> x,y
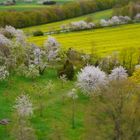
0,0 -> 117,28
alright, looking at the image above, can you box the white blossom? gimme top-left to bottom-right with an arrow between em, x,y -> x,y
14,94 -> 33,117
0,34 -> 11,46
100,19 -> 109,26
5,25 -> 17,36
25,64 -> 39,79
44,36 -> 60,61
15,29 -> 26,46
77,66 -> 108,94
44,36 -> 59,50
68,88 -> 78,100
109,66 -> 128,81
0,66 -> 9,80
135,13 -> 140,21
3,26 -> 26,46
69,20 -> 95,30
100,16 -> 131,27
34,47 -> 42,65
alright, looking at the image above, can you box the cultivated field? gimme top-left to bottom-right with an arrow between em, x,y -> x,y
29,23 -> 140,56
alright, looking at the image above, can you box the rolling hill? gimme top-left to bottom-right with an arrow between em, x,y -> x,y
23,9 -> 112,34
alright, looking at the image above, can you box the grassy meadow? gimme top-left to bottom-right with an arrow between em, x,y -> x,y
0,0 -> 140,139
29,23 -> 140,56
0,69 -> 89,140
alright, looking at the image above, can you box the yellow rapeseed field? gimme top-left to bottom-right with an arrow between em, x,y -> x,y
29,23 -> 140,56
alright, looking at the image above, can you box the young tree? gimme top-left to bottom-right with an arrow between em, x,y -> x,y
77,66 -> 108,95
44,36 -> 60,62
12,94 -> 36,140
67,88 -> 78,129
84,80 -> 140,140
109,66 -> 128,81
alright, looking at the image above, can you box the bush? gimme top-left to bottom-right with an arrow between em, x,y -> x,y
43,1 -> 56,5
33,30 -> 44,36
58,60 -> 74,80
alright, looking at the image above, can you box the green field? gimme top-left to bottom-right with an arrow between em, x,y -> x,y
0,69 -> 89,140
0,4 -> 49,11
23,9 -> 112,34
29,23 -> 140,56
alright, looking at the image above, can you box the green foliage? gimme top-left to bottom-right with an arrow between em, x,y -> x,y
0,0 -> 117,28
113,0 -> 140,18
33,30 -> 44,36
58,60 -> 74,80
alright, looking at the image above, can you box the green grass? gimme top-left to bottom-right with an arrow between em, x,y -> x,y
0,4 -> 49,11
23,9 -> 112,34
0,69 -> 89,140
29,23 -> 140,56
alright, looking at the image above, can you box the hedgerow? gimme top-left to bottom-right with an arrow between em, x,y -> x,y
0,0 -> 117,28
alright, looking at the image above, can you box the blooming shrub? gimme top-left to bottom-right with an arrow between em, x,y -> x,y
109,66 -> 128,81
25,64 -> 40,79
62,21 -> 96,31
77,66 -> 108,95
14,94 -> 33,117
0,34 -> 11,47
0,66 -> 9,80
134,13 -> 140,21
100,16 -> 131,27
44,36 -> 60,62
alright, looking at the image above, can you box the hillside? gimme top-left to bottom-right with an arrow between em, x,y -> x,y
24,9 -> 112,34
0,1 -> 140,140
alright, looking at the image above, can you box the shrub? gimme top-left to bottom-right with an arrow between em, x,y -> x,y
65,20 -> 96,31
33,30 -> 44,36
58,60 -> 74,80
77,65 -> 108,95
43,1 -> 56,5
100,15 -> 131,27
